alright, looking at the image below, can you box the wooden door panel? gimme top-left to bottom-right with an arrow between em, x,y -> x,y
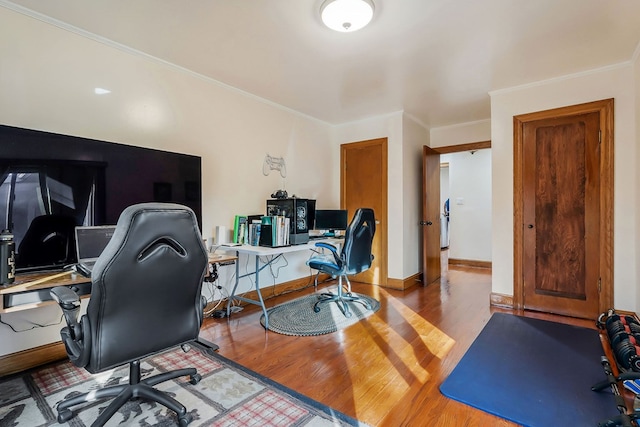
341,139 -> 387,286
422,146 -> 441,285
522,112 -> 600,317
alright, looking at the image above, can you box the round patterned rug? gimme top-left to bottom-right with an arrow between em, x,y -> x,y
260,291 -> 380,336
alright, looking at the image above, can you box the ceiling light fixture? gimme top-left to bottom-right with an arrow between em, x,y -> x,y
94,88 -> 111,95
320,0 -> 374,33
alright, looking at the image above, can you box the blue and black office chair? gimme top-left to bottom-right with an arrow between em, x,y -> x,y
50,203 -> 209,427
307,208 -> 376,317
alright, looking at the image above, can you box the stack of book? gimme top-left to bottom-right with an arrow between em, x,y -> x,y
247,219 -> 261,246
259,216 -> 290,247
233,215 -> 263,246
233,215 -> 248,244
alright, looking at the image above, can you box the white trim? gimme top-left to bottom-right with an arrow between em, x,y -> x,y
489,61 -> 632,96
0,0 -> 331,127
430,118 -> 490,132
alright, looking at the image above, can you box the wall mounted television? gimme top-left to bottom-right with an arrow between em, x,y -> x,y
0,124 -> 202,273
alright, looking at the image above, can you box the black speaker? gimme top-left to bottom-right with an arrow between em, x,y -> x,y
266,198 -> 314,245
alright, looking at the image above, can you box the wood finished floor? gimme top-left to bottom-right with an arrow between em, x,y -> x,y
199,259 -> 595,427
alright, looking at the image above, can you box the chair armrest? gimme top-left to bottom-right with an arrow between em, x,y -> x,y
50,286 -> 91,368
314,242 -> 341,265
50,286 -> 81,330
50,286 -> 80,310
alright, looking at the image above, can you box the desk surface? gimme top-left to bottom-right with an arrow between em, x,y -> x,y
213,238 -> 340,257
1,254 -> 237,314
0,271 -> 88,295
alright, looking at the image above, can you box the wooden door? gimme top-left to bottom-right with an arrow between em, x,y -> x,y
341,138 -> 387,286
422,146 -> 441,285
514,99 -> 614,319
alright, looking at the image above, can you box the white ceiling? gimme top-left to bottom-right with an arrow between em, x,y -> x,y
5,0 -> 640,127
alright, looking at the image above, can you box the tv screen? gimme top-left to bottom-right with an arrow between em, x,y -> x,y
0,124 -> 202,273
314,209 -> 348,232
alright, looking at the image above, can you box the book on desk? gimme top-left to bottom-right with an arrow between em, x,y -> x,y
259,216 -> 290,247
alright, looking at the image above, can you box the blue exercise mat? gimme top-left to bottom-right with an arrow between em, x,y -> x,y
440,313 -> 616,426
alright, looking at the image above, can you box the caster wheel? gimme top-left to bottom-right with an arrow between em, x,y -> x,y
58,409 -> 74,423
189,373 -> 202,385
179,413 -> 193,426
313,305 -> 321,313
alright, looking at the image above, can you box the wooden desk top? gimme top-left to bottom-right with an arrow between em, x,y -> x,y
0,271 -> 89,296
0,254 -> 236,313
208,253 -> 237,264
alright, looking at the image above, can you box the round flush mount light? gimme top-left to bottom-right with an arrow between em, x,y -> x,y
320,0 -> 375,32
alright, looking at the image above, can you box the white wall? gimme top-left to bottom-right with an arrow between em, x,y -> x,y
440,165 -> 450,211
430,119 -> 491,147
432,121 -> 492,262
333,112 -> 404,279
402,115 -> 430,278
0,7 -> 335,356
333,112 -> 429,281
490,64 -> 638,311
440,150 -> 492,262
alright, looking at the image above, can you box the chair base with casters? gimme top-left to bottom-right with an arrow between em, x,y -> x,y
55,354 -> 202,427
314,274 -> 372,318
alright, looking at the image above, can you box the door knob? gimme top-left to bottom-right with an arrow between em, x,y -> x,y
420,221 -> 433,226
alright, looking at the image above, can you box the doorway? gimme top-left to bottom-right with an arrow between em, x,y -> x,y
513,99 -> 614,319
425,141 -> 492,282
341,138 -> 388,286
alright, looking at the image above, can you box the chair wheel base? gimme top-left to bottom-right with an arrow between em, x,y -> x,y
189,373 -> 202,385
57,409 -> 74,423
179,412 -> 194,426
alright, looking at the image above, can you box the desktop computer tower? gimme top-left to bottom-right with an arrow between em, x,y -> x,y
266,198 -> 314,245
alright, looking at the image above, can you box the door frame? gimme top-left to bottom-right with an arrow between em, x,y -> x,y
513,98 -> 614,313
427,140 -> 492,278
341,138 -> 388,286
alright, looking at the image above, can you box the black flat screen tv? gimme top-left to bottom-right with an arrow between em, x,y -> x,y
314,209 -> 348,235
0,124 -> 202,273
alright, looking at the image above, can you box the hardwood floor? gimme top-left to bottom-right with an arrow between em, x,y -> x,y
198,261 -> 595,427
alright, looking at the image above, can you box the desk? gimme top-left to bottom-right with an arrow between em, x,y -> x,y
0,271 -> 91,314
216,239 -> 340,330
0,254 -> 237,314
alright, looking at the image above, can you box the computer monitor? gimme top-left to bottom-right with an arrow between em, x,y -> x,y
314,209 -> 348,236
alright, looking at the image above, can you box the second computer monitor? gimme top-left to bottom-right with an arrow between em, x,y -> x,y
314,209 -> 348,236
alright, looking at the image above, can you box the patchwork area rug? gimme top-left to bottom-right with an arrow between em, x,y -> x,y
440,313 -> 615,427
0,343 -> 366,426
261,290 -> 380,336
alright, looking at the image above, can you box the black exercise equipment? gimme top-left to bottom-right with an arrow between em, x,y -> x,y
593,309 -> 640,427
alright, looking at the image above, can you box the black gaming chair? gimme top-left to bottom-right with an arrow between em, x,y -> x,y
306,208 -> 376,317
50,203 -> 209,427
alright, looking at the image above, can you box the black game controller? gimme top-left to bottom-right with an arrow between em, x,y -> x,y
271,189 -> 288,199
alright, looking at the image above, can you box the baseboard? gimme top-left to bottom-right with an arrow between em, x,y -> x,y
449,258 -> 492,269
0,341 -> 67,378
385,273 -> 422,290
490,292 -> 514,309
